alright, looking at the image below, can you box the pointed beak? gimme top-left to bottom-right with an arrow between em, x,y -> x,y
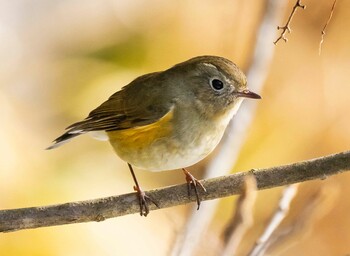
235,90 -> 261,99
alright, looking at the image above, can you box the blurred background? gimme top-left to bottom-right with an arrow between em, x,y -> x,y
0,0 -> 349,255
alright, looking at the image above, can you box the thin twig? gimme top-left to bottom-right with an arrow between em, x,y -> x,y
248,184 -> 299,256
319,0 -> 337,55
222,176 -> 257,256
0,150 -> 349,233
274,0 -> 306,45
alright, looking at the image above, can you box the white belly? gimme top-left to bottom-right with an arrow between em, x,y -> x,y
133,129 -> 225,171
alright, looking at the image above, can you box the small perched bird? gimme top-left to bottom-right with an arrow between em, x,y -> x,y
48,55 -> 261,216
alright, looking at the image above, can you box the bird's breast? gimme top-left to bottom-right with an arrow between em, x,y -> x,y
107,106 -> 231,171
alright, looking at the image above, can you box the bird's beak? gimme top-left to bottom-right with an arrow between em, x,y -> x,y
235,90 -> 261,99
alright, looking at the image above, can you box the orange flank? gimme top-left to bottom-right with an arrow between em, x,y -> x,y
107,109 -> 174,167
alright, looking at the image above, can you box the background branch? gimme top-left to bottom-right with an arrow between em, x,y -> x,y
248,184 -> 299,256
222,176 -> 257,256
170,1 -> 288,254
1,150 -> 349,233
319,0 -> 337,55
265,183 -> 338,255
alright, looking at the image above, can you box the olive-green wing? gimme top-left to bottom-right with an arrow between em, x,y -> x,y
69,72 -> 173,131
48,72 -> 173,149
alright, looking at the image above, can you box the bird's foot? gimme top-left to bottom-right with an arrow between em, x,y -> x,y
133,185 -> 159,217
182,168 -> 207,210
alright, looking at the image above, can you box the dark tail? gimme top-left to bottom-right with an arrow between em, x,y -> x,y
46,131 -> 85,150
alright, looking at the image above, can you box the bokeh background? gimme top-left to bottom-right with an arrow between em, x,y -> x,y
1,0 -> 349,255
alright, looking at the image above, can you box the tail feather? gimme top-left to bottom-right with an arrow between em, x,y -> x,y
46,131 -> 85,150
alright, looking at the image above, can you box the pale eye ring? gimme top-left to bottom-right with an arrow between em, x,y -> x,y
210,78 -> 224,91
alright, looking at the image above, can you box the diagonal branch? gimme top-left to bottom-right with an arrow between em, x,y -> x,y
171,0 -> 289,254
248,184 -> 299,256
0,150 -> 349,233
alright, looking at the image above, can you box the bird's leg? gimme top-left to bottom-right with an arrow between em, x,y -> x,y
182,168 -> 207,210
127,163 -> 159,216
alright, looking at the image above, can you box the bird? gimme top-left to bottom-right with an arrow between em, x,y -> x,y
47,55 -> 261,216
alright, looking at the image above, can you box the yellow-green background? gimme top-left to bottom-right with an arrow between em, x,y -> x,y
1,1 -> 349,255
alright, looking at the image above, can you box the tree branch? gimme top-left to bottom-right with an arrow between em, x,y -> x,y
1,150 -> 349,233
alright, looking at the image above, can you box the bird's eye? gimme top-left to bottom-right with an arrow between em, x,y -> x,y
210,78 -> 224,91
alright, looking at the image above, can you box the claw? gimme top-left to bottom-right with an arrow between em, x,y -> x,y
133,186 -> 158,216
128,163 -> 159,216
182,168 -> 207,210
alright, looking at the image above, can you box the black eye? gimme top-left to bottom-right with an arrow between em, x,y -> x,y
210,79 -> 224,91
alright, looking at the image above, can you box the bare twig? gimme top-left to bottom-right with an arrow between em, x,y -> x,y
274,0 -> 306,45
222,176 -> 257,256
248,184 -> 299,256
0,150 -> 349,233
319,0 -> 337,55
